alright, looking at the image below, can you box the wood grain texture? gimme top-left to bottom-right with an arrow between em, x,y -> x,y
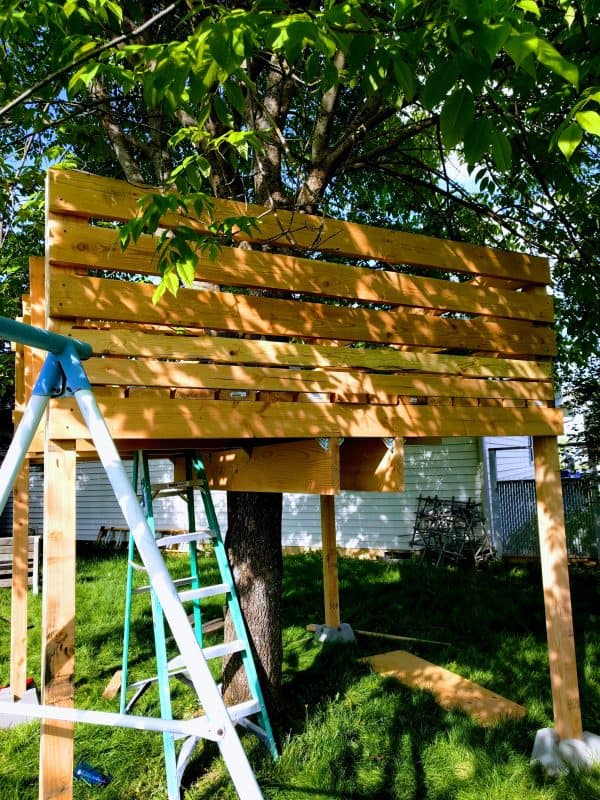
47,169 -> 550,284
364,650 -> 526,726
47,396 -> 564,440
49,324 -> 555,380
49,216 -> 553,322
82,358 -> 554,402
48,272 -> 556,357
533,436 -> 583,741
40,439 -> 76,800
320,495 -> 341,628
340,437 -> 404,491
10,462 -> 30,699
203,439 -> 340,494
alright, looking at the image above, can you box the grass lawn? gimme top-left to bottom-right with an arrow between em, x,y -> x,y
1,548 -> 600,799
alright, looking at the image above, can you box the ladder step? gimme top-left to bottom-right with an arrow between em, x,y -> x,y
134,576 -> 195,595
168,640 -> 246,673
151,479 -> 205,498
155,530 -> 215,548
178,583 -> 230,602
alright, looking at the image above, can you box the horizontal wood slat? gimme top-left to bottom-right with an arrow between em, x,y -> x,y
47,396 -> 563,440
84,358 -> 554,402
49,271 -> 556,357
48,216 -> 553,323
47,169 -> 551,284
49,324 -> 554,380
39,168 -> 561,448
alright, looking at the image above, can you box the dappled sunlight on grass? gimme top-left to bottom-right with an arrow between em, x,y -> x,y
1,550 -> 600,799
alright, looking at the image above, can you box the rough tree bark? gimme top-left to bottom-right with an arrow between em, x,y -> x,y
223,491 -> 283,716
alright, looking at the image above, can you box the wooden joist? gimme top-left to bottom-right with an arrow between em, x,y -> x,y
46,395 -> 563,441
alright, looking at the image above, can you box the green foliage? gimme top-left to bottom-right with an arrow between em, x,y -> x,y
0,0 -> 598,368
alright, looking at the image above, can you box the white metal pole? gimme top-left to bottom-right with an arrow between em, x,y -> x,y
0,702 -> 216,737
74,388 -> 265,800
0,394 -> 48,516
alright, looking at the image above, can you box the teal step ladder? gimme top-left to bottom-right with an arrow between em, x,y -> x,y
120,451 -> 277,800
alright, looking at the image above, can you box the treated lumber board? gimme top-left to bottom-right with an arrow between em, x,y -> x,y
10,463 -> 30,700
83,358 -> 555,402
49,272 -> 556,356
49,216 -> 554,323
340,437 -> 404,491
533,436 -> 583,741
320,495 -> 341,628
364,650 -> 526,726
49,324 -> 555,381
40,439 -> 76,800
47,169 -> 551,284
29,256 -> 46,384
47,396 -> 564,440
202,439 -> 340,494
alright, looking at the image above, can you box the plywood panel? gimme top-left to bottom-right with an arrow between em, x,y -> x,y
203,439 -> 340,494
340,437 -> 404,491
364,650 -> 526,726
47,169 -> 551,284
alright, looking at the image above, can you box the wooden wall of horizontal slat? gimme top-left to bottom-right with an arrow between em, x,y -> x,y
21,168 -> 562,461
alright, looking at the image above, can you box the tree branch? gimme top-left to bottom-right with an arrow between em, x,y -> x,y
0,0 -> 185,121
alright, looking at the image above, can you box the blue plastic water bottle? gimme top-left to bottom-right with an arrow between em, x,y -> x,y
73,762 -> 112,786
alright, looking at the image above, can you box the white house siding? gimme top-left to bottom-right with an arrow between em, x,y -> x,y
483,436 -> 534,482
27,437 -> 483,552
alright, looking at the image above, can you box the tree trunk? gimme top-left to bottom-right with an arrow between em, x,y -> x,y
223,491 -> 283,717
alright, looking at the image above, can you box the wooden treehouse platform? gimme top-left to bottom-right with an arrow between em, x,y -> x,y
17,168 -> 559,493
6,169 -> 584,800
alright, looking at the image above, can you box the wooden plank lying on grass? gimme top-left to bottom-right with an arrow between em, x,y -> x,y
363,649 -> 526,727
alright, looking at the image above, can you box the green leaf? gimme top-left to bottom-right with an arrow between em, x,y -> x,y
176,257 -> 196,287
421,60 -> 460,110
489,128 -> 512,171
440,87 -> 475,149
575,111 -> 600,136
516,0 -> 541,17
557,122 -> 582,159
152,281 -> 167,305
393,59 -> 416,102
536,39 -> 578,88
463,117 -> 493,164
223,81 -> 246,116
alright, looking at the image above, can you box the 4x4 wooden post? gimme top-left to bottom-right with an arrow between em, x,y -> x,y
533,435 -> 583,741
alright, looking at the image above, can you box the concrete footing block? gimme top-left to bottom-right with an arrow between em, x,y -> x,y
313,623 -> 356,644
531,727 -> 600,775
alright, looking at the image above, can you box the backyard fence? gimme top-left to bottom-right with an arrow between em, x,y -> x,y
497,476 -> 600,558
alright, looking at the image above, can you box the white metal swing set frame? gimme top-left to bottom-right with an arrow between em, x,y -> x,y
0,315 -> 267,800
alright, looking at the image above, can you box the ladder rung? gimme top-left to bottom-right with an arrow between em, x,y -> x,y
128,560 -> 146,571
227,699 -> 261,722
168,639 -> 246,673
155,530 -> 215,548
151,479 -> 205,498
178,583 -> 230,602
134,576 -> 194,595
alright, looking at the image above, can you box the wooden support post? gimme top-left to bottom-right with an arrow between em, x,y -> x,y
533,436 -> 583,741
39,439 -> 76,800
10,460 -> 30,699
320,494 -> 341,628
